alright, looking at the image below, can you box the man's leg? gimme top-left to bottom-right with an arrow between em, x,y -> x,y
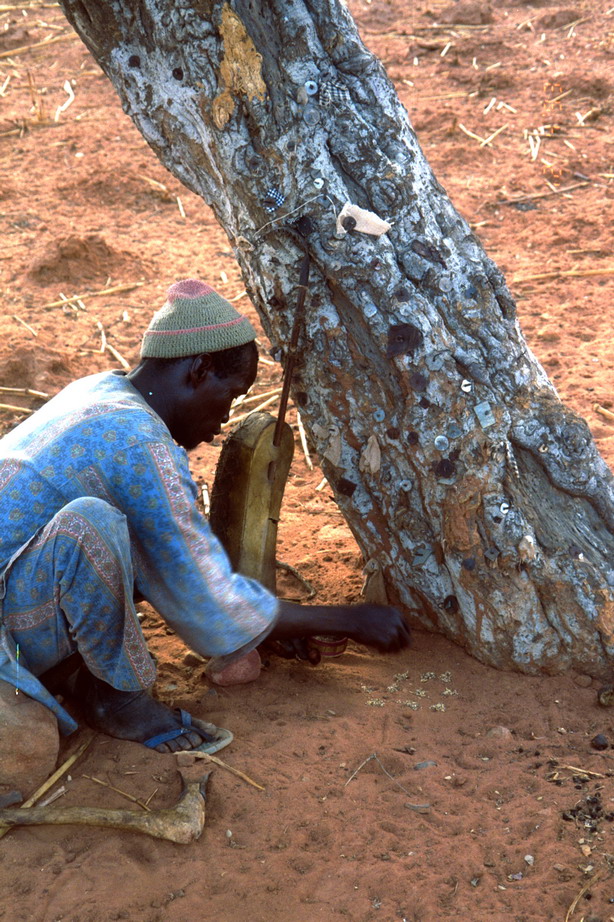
4,497 -> 226,752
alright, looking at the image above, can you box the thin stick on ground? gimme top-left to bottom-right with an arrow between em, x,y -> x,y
178,750 -> 265,791
0,386 -> 49,399
344,752 -> 431,812
82,774 -> 152,811
0,32 -> 79,60
105,342 -> 131,370
0,403 -> 34,415
44,282 -> 144,309
96,321 -> 107,354
594,404 -> 614,423
514,267 -> 614,283
295,409 -> 314,470
499,181 -> 589,204
223,393 -> 280,428
565,869 -> 603,922
12,315 -> 38,337
0,735 -> 94,840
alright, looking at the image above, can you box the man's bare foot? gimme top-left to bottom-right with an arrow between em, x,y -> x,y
75,669 -> 231,754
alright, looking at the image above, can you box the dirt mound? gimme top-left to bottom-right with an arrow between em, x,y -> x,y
26,234 -> 143,286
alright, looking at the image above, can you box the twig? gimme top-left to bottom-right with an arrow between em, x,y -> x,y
144,787 -> 158,808
44,282 -> 144,308
38,785 -> 66,808
594,405 -> 614,423
480,123 -> 508,147
12,315 -> 38,337
0,735 -> 93,840
82,774 -> 151,811
0,32 -> 78,60
344,752 -> 430,810
514,267 -> 614,283
457,123 -> 486,144
0,403 -> 34,414
233,386 -> 283,409
0,386 -> 48,398
276,559 -> 316,600
500,181 -> 589,205
295,410 -> 314,470
96,321 -> 107,354
105,343 -> 131,370
559,763 -> 607,778
178,751 -> 265,791
565,869 -> 603,922
223,393 -> 280,428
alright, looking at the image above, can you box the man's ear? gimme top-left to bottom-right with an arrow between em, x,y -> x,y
188,354 -> 214,388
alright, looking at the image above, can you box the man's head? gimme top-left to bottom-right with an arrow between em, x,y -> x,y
134,280 -> 259,449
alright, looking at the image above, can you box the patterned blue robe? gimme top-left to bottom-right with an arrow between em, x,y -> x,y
0,371 -> 278,733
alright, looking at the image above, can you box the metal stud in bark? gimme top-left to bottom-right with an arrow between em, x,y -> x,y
320,80 -> 352,108
473,401 -> 496,429
262,188 -> 285,213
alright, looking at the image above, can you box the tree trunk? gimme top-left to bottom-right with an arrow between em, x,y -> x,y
57,0 -> 614,676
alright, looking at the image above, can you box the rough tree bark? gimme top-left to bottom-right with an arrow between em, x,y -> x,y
57,0 -> 614,676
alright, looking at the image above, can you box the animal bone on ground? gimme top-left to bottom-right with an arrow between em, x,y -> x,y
0,769 -> 211,844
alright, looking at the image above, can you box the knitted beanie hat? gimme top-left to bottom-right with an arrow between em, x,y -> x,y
140,279 -> 256,358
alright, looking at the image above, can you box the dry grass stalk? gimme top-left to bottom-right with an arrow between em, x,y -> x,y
44,282 -> 144,308
500,181 -> 589,204
0,385 -> 48,398
223,392 -> 280,428
0,735 -> 93,840
12,314 -> 38,337
105,342 -> 131,370
83,774 -> 152,811
0,31 -> 79,61
0,403 -> 34,415
514,267 -> 614,283
179,750 -> 265,791
565,869 -> 603,922
296,409 -> 314,470
594,404 -> 614,423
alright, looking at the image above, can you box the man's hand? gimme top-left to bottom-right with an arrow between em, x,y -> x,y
270,601 -> 411,654
345,604 -> 411,652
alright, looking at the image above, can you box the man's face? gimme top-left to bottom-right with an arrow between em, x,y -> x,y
175,349 -> 258,450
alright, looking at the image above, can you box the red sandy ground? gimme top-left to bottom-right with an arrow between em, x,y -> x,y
1,1 -> 613,920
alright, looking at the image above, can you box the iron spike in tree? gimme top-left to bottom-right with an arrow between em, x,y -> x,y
58,0 -> 614,676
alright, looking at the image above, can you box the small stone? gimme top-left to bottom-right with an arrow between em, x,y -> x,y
206,649 -> 262,686
590,733 -> 609,751
0,680 -> 60,794
597,685 -> 614,707
573,674 -> 593,688
413,760 -> 437,771
183,651 -> 206,668
524,854 -> 534,866
486,725 -> 513,741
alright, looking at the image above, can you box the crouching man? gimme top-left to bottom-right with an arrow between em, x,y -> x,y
0,280 -> 410,755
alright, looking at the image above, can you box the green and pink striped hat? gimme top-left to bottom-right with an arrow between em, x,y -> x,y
140,279 -> 256,358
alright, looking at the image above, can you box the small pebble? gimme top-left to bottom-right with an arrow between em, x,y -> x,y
183,651 -> 205,668
413,760 -> 437,771
597,685 -> 614,707
486,726 -> 513,740
590,733 -> 609,751
573,674 -> 593,688
524,854 -> 534,866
